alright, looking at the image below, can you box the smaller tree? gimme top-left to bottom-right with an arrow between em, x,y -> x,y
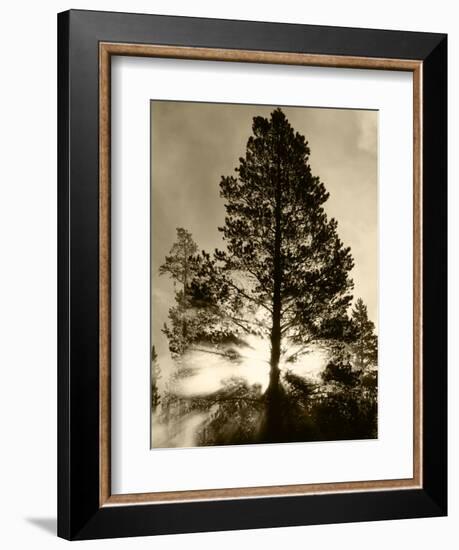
151,346 -> 161,411
350,298 -> 378,371
159,228 -> 199,295
316,300 -> 378,439
159,228 -> 202,356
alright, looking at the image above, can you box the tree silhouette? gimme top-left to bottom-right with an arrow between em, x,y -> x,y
159,228 -> 201,356
160,228 -> 237,357
151,346 -> 161,410
159,227 -> 198,293
192,108 -> 355,438
350,298 -> 378,371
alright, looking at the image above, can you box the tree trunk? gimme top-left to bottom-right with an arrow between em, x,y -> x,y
264,258 -> 283,439
268,291 -> 281,396
263,306 -> 282,440
263,144 -> 283,441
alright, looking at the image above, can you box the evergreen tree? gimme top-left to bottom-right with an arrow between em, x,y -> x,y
350,298 -> 378,371
159,227 -> 199,295
159,228 -> 201,356
160,228 -> 237,357
151,346 -> 161,410
192,109 -> 355,436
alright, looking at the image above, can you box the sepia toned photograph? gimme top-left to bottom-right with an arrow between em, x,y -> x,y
150,100 -> 378,449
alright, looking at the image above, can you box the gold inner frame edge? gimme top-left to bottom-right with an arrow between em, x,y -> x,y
99,42 -> 423,507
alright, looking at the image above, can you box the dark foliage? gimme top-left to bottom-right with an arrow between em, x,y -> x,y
321,361 -> 359,387
158,365 -> 377,446
151,346 -> 161,411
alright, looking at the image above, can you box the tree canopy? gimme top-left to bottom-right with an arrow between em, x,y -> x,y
192,109 -> 355,392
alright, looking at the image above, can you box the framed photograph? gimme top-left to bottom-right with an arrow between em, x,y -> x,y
58,9 -> 447,540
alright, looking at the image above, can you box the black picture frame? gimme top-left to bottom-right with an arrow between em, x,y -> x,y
58,9 -> 447,540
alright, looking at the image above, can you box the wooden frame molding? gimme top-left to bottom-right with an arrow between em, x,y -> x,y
99,42 -> 423,507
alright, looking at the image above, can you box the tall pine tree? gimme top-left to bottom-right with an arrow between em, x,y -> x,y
192,109 -> 355,436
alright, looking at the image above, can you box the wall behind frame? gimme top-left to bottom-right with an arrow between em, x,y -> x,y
0,1 -> 455,549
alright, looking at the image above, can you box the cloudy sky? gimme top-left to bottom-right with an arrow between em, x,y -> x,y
150,101 -> 378,360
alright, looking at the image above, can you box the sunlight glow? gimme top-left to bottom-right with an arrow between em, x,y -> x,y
173,334 -> 326,396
